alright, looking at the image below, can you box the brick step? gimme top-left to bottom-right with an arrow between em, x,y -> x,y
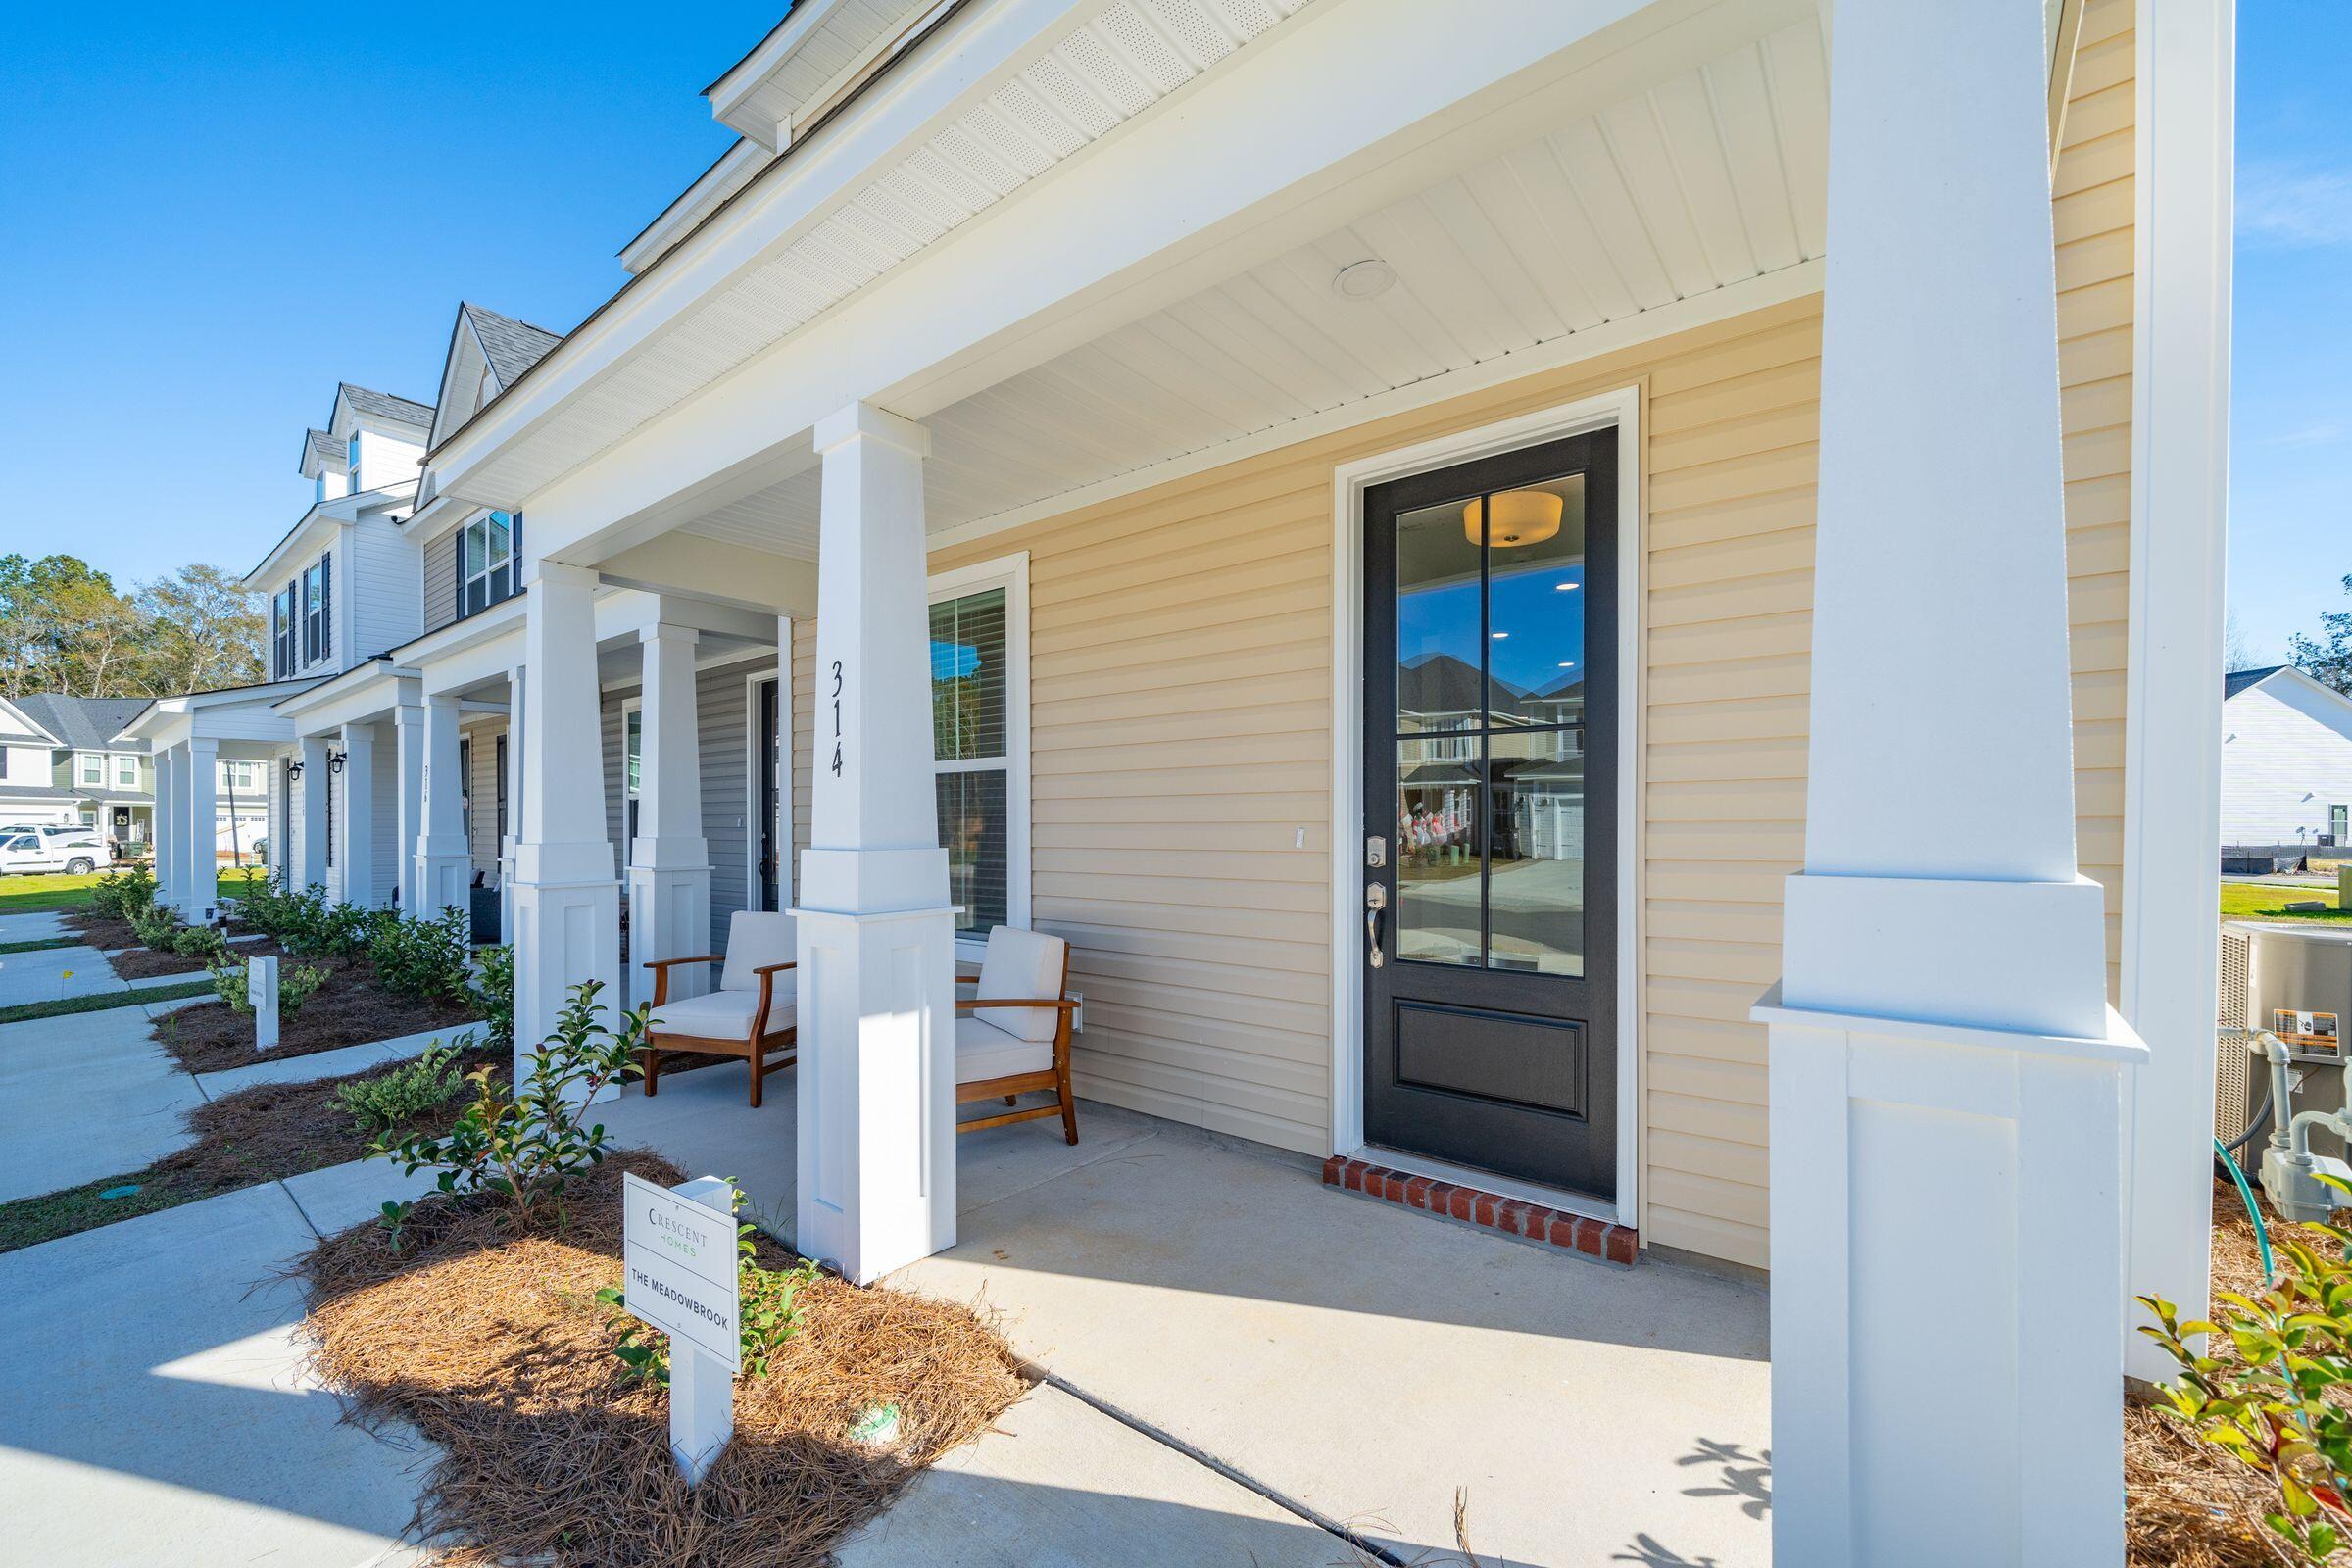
1321,1154 -> 1637,1265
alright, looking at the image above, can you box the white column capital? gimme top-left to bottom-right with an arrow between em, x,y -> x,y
638,622 -> 701,648
814,401 -> 930,460
186,736 -> 219,759
524,558 -> 601,594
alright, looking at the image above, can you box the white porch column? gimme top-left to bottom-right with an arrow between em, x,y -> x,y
265,753 -> 288,887
500,665 -> 524,947
627,623 -> 713,1001
1756,4 -> 2144,1567
182,739 -> 218,922
297,735 -> 330,890
513,564 -> 619,1077
153,744 -> 178,907
393,697 -> 426,911
416,695 -> 471,918
337,723 -> 377,907
793,402 -> 956,1287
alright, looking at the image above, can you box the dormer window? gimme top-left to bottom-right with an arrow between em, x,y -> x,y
347,432 -> 363,490
459,511 -> 521,618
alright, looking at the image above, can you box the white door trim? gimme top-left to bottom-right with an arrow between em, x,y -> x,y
744,659 -> 788,913
1328,385 -> 1645,1231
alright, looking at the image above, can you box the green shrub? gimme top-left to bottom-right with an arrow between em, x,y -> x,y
271,890 -> 382,961
367,906 -> 472,1002
377,981 -> 647,1232
207,955 -> 329,1018
90,864 -> 157,921
336,1044 -> 467,1139
471,944 -> 514,1053
171,924 -> 227,962
2141,1211 -> 2352,1563
127,903 -> 180,952
597,1183 -> 818,1386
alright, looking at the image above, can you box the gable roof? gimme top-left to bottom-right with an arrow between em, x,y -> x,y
10,694 -> 154,754
2226,664 -> 2288,701
300,427 -> 346,478
334,383 -> 434,433
463,304 -> 564,391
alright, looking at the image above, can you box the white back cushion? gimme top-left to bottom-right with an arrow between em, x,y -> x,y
976,925 -> 1067,1044
720,910 -> 796,993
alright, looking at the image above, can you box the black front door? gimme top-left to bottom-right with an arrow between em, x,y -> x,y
758,677 -> 782,910
1361,431 -> 1618,1199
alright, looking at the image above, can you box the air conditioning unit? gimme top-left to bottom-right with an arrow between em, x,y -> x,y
2218,922 -> 2352,1164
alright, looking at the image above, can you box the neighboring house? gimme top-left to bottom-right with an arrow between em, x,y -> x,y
133,3 -> 2236,1563
0,694 -> 152,850
2220,664 -> 2352,850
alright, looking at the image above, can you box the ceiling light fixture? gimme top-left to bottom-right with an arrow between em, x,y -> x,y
1463,490 -> 1563,548
1332,258 -> 1396,300
1555,581 -> 1580,591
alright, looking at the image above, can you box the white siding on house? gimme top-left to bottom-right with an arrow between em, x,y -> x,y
463,716 -> 507,876
350,515 -> 425,666
371,724 -> 400,906
0,744 -> 49,786
2221,677 -> 2352,846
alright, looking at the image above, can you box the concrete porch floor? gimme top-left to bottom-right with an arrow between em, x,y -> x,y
609,1058 -> 1774,1567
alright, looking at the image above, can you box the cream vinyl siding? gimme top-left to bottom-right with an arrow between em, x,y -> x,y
2055,0 -> 2134,993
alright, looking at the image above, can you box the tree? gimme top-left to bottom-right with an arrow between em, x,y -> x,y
2224,610 -> 2255,675
2291,575 -> 2352,697
137,564 -> 265,695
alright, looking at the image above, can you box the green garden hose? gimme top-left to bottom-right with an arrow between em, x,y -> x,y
2216,1135 -> 2277,1285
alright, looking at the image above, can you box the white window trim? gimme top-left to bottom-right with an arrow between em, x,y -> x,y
113,753 -> 138,788
459,511 -> 519,618
928,553 -> 1030,960
744,655 -> 791,913
75,751 -> 105,786
619,696 -> 643,841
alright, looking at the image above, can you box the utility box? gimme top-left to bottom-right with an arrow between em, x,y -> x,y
2221,922 -> 2352,1161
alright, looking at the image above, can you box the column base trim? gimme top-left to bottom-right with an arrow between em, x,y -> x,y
1750,985 -> 2148,1066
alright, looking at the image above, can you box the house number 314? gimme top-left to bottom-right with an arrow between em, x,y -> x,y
830,660 -> 845,777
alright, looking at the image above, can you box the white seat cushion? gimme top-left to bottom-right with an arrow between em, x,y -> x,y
720,910 -> 797,993
974,926 -> 1069,1044
652,986 -> 794,1042
956,1014 -> 1052,1084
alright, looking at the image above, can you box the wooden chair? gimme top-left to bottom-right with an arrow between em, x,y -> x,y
641,909 -> 797,1108
955,925 -> 1080,1144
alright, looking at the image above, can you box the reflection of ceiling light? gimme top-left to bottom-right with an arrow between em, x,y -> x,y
1332,259 -> 1396,300
1492,631 -> 1508,640
1558,661 -> 1576,668
1463,490 -> 1563,548
1555,581 -> 1579,591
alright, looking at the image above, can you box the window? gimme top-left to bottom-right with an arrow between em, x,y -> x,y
622,701 -> 642,842
220,760 -> 261,794
347,432 -> 363,489
301,552 -> 331,664
459,511 -> 520,617
2333,805 -> 2348,844
928,557 -> 1029,945
272,586 -> 296,677
113,754 -> 137,789
75,752 -> 104,787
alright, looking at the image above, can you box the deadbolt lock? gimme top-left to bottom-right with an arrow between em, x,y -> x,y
1365,835 -> 1388,868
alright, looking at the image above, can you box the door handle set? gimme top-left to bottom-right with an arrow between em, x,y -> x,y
1365,880 -> 1387,968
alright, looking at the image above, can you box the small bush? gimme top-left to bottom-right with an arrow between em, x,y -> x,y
128,902 -> 180,952
471,944 -> 514,1053
597,1182 -> 819,1386
377,980 -> 646,1231
207,955 -> 330,1018
337,1044 -> 467,1140
368,906 -> 472,1002
90,864 -> 157,921
171,924 -> 227,962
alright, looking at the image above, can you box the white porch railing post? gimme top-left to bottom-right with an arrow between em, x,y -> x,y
416,694 -> 471,919
153,744 -> 177,908
1756,1 -> 2146,1564
337,722 -> 377,908
500,663 -> 525,947
794,401 -> 957,1287
513,563 -> 620,1082
183,739 -> 218,922
393,695 -> 426,912
297,735 -> 330,890
627,622 -> 713,1001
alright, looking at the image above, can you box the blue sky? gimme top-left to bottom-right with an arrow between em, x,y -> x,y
0,3 -> 2343,661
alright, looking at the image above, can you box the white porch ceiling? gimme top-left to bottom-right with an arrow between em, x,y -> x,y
678,15 -> 1827,558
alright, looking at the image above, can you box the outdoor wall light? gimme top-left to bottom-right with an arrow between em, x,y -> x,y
328,751 -> 347,776
287,760 -> 304,780
1462,489 -> 1563,548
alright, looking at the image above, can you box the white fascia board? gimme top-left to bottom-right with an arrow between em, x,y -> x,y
429,0 -> 1107,499
276,664 -> 423,733
706,0 -> 860,136
243,481 -> 419,588
425,313 -> 488,452
618,139 -> 768,274
507,0 -> 1771,566
0,698 -> 62,746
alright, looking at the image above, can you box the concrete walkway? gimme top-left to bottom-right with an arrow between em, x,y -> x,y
0,938 -> 203,1008
0,995 -> 216,1201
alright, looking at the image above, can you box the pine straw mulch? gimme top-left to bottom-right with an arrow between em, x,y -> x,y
105,934 -> 293,979
65,910 -> 143,953
299,1151 -> 1029,1568
2125,1179 -> 2345,1568
156,959 -> 481,1074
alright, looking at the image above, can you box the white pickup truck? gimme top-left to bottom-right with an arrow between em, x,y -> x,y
0,825 -> 109,876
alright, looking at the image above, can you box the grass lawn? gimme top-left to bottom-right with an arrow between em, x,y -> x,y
2219,881 -> 2352,923
0,868 -> 249,915
0,935 -> 78,956
0,978 -> 215,1028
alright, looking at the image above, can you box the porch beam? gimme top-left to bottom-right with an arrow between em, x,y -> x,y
626,623 -> 714,998
512,564 -> 620,1078
416,695 -> 471,918
793,401 -> 957,1286
1758,1 -> 2143,1564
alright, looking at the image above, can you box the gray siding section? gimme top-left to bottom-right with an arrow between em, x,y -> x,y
423,530 -> 460,636
463,716 -> 506,875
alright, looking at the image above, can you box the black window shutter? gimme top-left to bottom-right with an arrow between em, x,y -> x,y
319,552 -> 333,660
456,531 -> 468,621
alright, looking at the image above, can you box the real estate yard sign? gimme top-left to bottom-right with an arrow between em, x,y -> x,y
621,1172 -> 740,1482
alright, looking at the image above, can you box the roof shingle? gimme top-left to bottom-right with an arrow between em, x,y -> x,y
337,383 -> 434,431
462,304 -> 564,392
8,694 -> 153,753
